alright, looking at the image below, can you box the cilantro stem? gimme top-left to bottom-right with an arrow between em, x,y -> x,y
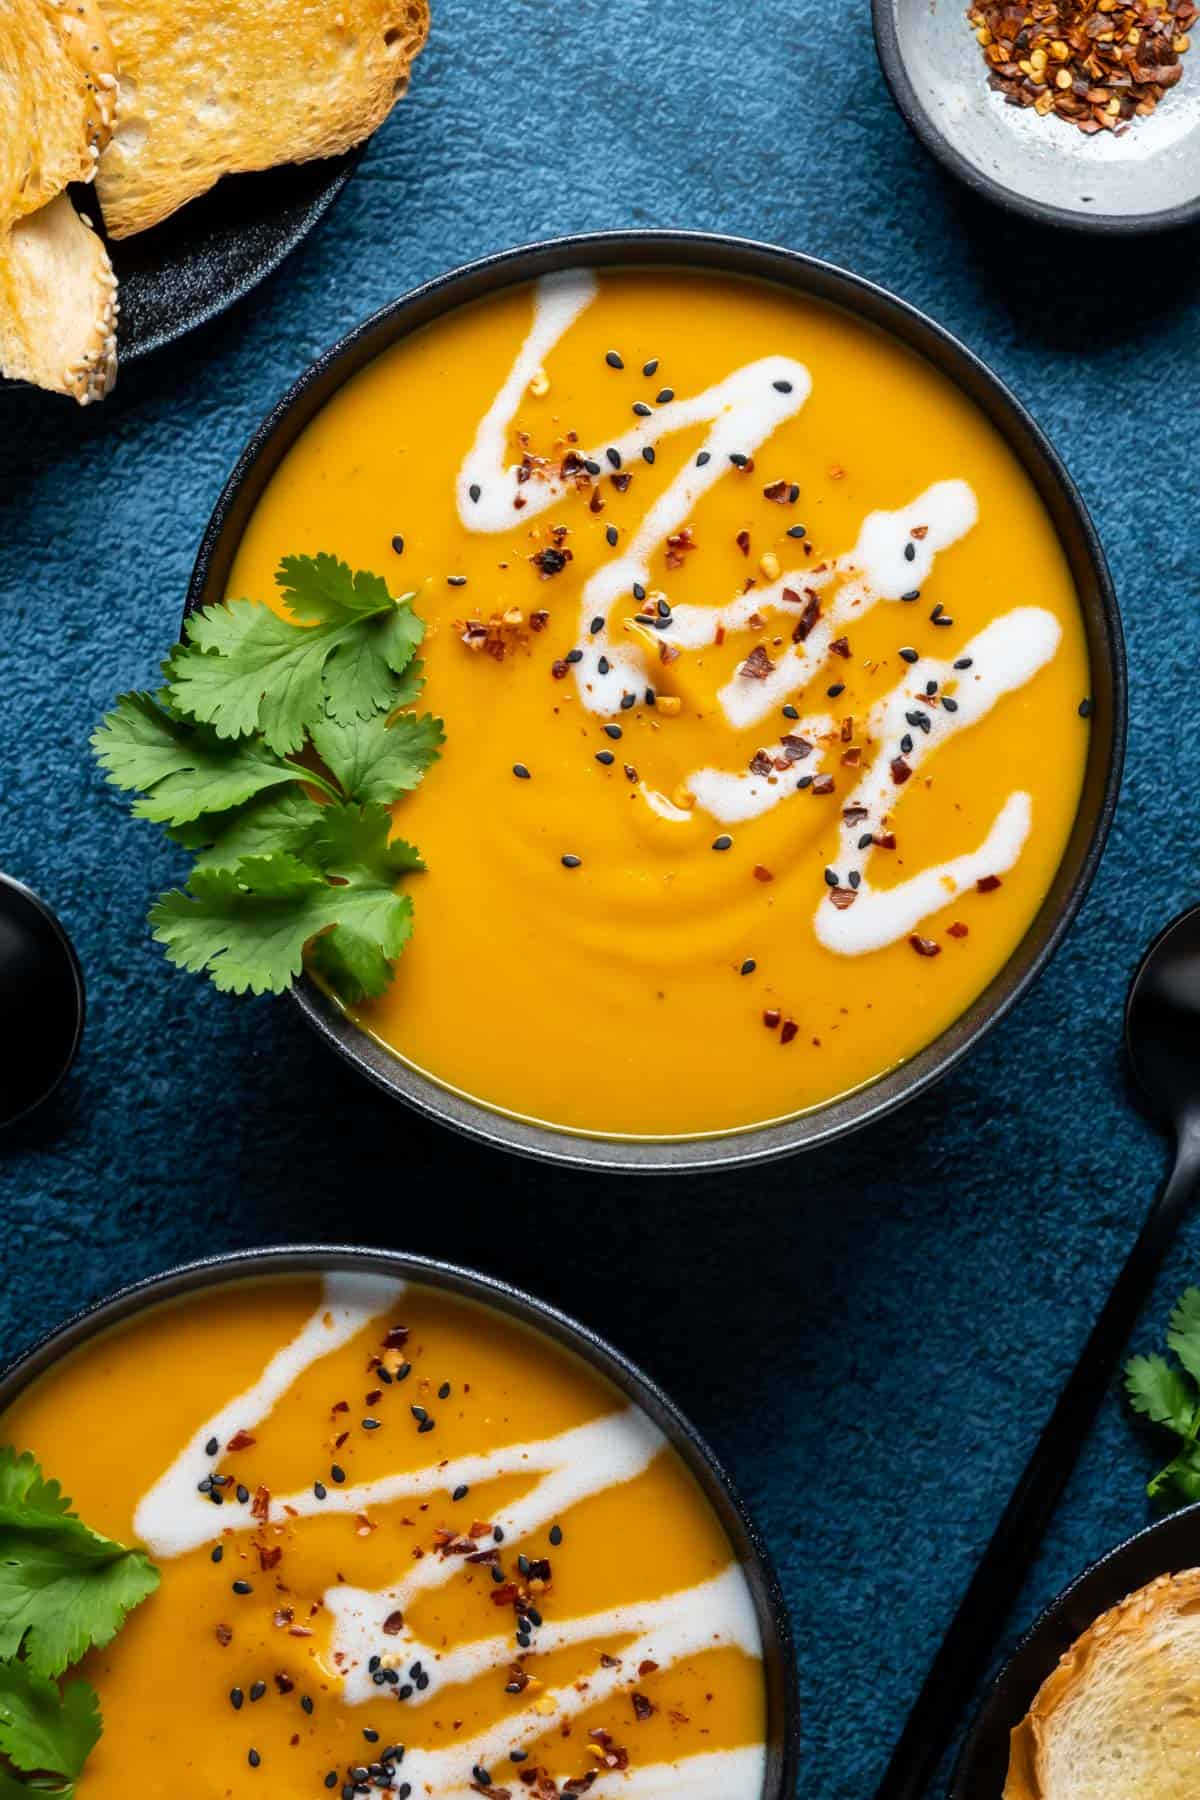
283,760 -> 342,805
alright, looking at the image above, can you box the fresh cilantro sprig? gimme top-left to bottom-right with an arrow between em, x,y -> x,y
1125,1287 -> 1200,1503
92,555 -> 444,1001
0,1448 -> 159,1796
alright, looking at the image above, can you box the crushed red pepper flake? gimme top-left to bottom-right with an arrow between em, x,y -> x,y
226,1430 -> 257,1452
780,1019 -> 799,1044
966,0 -> 1195,131
909,934 -> 942,957
977,873 -> 1003,892
829,887 -> 858,910
739,644 -> 775,680
948,921 -> 970,938
631,1693 -> 656,1721
753,864 -> 774,882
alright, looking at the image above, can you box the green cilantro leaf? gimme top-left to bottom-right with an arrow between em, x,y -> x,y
0,1453 -> 160,1679
92,694 -> 317,827
150,819 -> 416,997
166,556 -> 423,754
310,710 -> 445,808
170,789 -> 326,874
1167,1287 -> 1200,1384
1125,1354 -> 1198,1436
1125,1293 -> 1200,1507
0,1663 -> 99,1797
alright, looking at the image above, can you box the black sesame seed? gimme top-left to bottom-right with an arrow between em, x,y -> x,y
510,1750 -> 528,1763
1079,696 -> 1093,718
473,1769 -> 491,1788
858,833 -> 873,851
331,1465 -> 346,1484
209,1488 -> 223,1505
206,1437 -> 219,1457
740,959 -> 756,976
901,734 -> 914,755
712,835 -> 733,852
248,1749 -> 260,1769
729,452 -> 748,468
390,535 -> 404,556
518,1554 -> 530,1576
326,1774 -> 338,1789
932,613 -> 954,627
395,1363 -> 411,1381
590,615 -> 605,634
606,526 -> 618,547
250,1681 -> 266,1702
925,680 -> 938,695
598,656 -> 610,674
397,1685 -> 413,1701
904,542 -> 916,562
453,1484 -> 469,1503
906,710 -> 930,733
655,388 -> 674,405
789,484 -> 800,503
849,871 -> 861,890
415,1672 -> 429,1691
632,582 -> 646,601
410,1405 -> 427,1422
447,576 -> 467,587
606,447 -> 621,469
899,647 -> 918,664
314,1481 -> 326,1500
787,524 -> 807,538
632,402 -> 652,418
642,445 -> 655,464
469,484 -> 481,504
696,451 -> 711,467
233,1580 -> 252,1595
231,1688 -> 244,1710
198,1477 -> 212,1493
773,379 -> 793,393
942,696 -> 959,712
512,763 -> 531,780
824,868 -> 839,887
302,1696 -> 314,1715
901,589 -> 920,603
237,1485 -> 250,1504
605,350 -> 624,369
642,358 -> 658,376
494,1526 -> 505,1542
827,682 -> 845,698
604,723 -> 622,740
561,854 -> 582,869
620,692 -> 635,710
362,1418 -> 380,1431
782,703 -> 799,720
584,459 -> 601,476
211,1544 -> 223,1563
438,1383 -> 450,1399
595,750 -> 615,765
644,687 -> 656,705
364,1729 -> 379,1744
954,656 -> 973,670
565,647 -> 583,663
796,775 -> 813,789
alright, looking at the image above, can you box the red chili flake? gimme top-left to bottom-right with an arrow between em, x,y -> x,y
811,774 -> 835,795
791,591 -> 821,642
763,1008 -> 782,1030
749,750 -> 773,777
739,644 -> 774,680
491,1582 -> 521,1606
530,610 -> 550,632
632,1693 -> 656,1721
665,526 -> 695,568
365,1389 -> 382,1405
909,935 -> 942,958
469,1519 -> 494,1538
226,1430 -> 257,1452
948,921 -> 969,938
840,716 -> 853,742
383,1325 -> 410,1349
890,756 -> 912,785
251,1486 -> 271,1522
382,1610 -> 405,1635
334,1431 -> 349,1450
659,642 -> 681,665
258,1544 -> 282,1571
874,831 -> 897,850
273,1608 -> 294,1628
599,1653 -> 620,1668
977,874 -> 1003,893
611,471 -> 632,493
289,1626 -> 314,1639
841,747 -> 862,768
829,888 -> 858,910
551,659 -> 570,680
829,635 -> 851,658
735,529 -> 751,556
911,524 -> 928,540
753,864 -> 774,882
780,1019 -> 799,1043
781,733 -> 812,761
215,1623 -> 233,1647
532,546 -> 572,578
843,804 -> 868,824
762,479 -> 792,504
332,1400 -> 349,1414
274,1671 -> 295,1694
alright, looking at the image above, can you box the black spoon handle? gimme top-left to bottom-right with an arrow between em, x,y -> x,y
875,1121 -> 1200,1800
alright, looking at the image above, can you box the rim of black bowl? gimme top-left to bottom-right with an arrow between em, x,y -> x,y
952,1499 -> 1200,1795
872,0 -> 1200,237
185,227 -> 1127,1174
0,871 -> 86,1131
0,1242 -> 800,1800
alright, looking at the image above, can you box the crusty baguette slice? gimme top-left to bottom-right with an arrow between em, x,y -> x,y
0,0 -> 116,228
95,0 -> 430,240
0,192 -> 117,403
1005,1567 -> 1200,1800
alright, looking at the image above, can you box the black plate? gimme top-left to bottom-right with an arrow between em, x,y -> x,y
0,1243 -> 801,1798
92,150 -> 359,361
953,1503 -> 1200,1795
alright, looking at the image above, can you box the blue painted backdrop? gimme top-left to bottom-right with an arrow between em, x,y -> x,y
4,2 -> 1200,1793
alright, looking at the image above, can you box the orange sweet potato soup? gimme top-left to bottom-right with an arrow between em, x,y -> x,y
0,1273 -> 767,1797
229,267 -> 1091,1138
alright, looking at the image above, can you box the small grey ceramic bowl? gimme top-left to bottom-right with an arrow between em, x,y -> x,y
874,0 -> 1200,234
0,1244 -> 800,1800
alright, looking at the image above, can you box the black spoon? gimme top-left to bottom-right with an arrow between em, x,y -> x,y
0,873 -> 86,1130
876,903 -> 1200,1800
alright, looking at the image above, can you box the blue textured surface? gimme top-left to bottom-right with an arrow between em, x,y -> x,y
4,4 -> 1200,1795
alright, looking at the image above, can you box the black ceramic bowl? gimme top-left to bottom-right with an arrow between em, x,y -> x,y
0,1243 -> 800,1799
953,1502 -> 1200,1794
186,228 -> 1126,1173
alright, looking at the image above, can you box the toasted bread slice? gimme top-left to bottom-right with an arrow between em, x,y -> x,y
95,0 -> 430,240
0,192 -> 117,402
1005,1568 -> 1200,1800
0,0 -> 116,228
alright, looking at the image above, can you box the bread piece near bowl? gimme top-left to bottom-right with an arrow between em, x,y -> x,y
0,192 -> 117,403
0,0 -> 116,224
1005,1568 -> 1200,1799
96,0 -> 430,238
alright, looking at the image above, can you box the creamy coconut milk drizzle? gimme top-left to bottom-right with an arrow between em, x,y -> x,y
455,271 -> 1064,954
135,1276 -> 765,1799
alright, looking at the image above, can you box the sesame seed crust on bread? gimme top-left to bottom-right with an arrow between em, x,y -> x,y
95,0 -> 431,240
0,0 -> 116,229
1004,1567 -> 1200,1800
0,193 -> 118,403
